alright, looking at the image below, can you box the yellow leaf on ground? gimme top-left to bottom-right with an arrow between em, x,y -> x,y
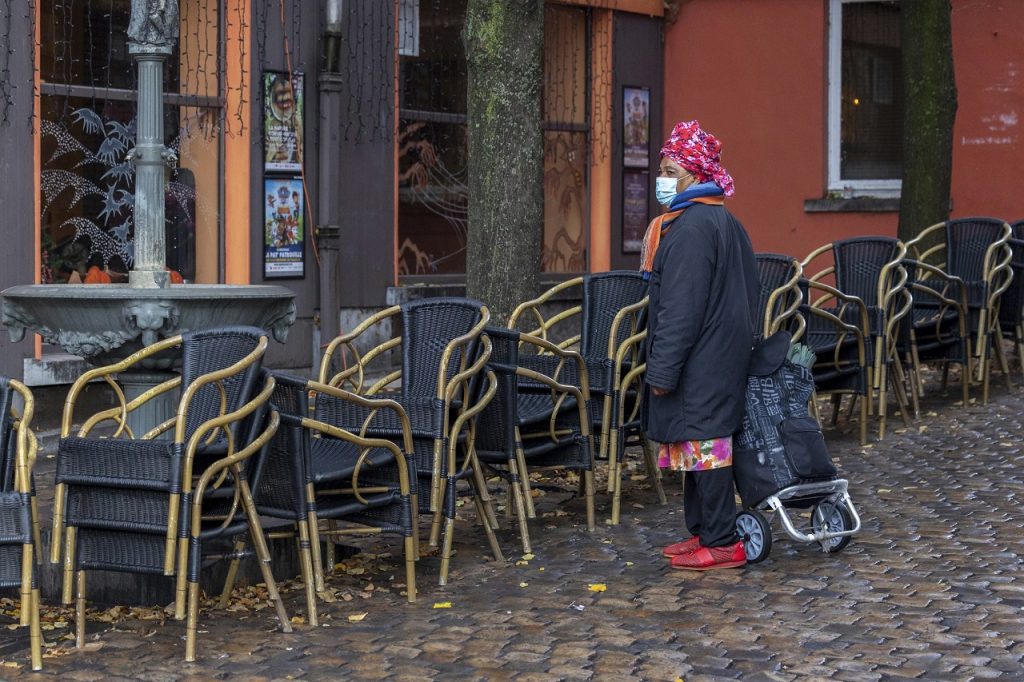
432,601 -> 452,609
588,583 -> 607,593
290,615 -> 306,625
519,582 -> 529,588
347,612 -> 368,622
522,553 -> 535,561
625,561 -> 634,567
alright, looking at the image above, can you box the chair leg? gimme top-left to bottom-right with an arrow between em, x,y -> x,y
218,539 -> 246,609
240,514 -> 292,635
941,363 -> 951,391
438,516 -> 456,587
890,357 -> 912,427
20,545 -> 32,627
641,435 -> 667,506
30,588 -> 42,671
174,536 -> 189,620
910,342 -> 925,398
184,579 -> 202,663
584,470 -> 596,532
429,478 -> 447,548
50,483 -> 65,565
403,534 -> 418,604
295,521 -> 319,627
324,519 -> 337,577
410,494 -> 422,557
471,491 -> 505,564
30,495 -> 43,566
858,392 -> 868,446
830,394 -> 842,426
994,329 -> 1013,390
507,458 -> 532,555
62,527 -> 76,605
306,500 -> 327,594
512,438 -> 536,518
1016,324 -> 1024,383
877,363 -> 888,440
469,464 -> 500,531
599,397 -> 614,494
74,570 -> 86,649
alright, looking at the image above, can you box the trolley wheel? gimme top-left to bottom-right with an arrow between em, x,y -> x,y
811,499 -> 853,553
735,511 -> 772,563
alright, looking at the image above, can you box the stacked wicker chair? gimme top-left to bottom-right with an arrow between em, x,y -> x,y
473,327 -> 595,554
319,298 -> 499,585
998,220 -> 1024,379
754,253 -> 805,342
507,271 -> 665,525
254,372 -> 418,625
905,218 -> 1014,403
0,378 -> 42,671
51,326 -> 290,662
802,237 -> 913,440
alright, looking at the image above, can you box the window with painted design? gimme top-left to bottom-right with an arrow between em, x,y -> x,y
39,0 -> 224,284
828,0 -> 903,196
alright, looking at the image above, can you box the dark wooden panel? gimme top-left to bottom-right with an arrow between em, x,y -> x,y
610,13 -> 664,272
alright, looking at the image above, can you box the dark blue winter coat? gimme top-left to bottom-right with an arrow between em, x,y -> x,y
642,203 -> 759,442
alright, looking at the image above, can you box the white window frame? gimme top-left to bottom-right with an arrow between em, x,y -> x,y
828,0 -> 902,197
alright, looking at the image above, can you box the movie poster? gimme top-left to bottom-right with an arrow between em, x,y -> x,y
623,86 -> 650,169
622,170 -> 649,253
264,177 -> 305,278
263,71 -> 304,173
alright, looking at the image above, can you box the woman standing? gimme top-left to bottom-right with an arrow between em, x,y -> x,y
641,120 -> 758,571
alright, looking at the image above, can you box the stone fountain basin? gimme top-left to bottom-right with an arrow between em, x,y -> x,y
2,284 -> 296,368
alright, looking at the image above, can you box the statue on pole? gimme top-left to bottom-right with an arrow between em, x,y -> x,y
128,0 -> 179,49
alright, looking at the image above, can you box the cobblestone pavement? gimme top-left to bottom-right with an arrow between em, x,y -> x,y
3,376 -> 1024,681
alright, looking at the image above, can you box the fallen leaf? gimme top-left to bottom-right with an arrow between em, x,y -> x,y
290,615 -> 306,625
625,561 -> 634,567
519,582 -> 529,588
432,601 -> 452,609
588,583 -> 607,593
522,553 -> 535,561
347,612 -> 368,622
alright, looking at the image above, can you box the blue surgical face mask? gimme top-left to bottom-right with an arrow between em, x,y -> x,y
655,176 -> 678,206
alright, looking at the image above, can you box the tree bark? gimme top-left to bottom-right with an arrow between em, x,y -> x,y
898,0 -> 957,242
464,0 -> 544,324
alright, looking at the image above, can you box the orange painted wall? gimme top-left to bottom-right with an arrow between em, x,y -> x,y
663,0 -> 1024,262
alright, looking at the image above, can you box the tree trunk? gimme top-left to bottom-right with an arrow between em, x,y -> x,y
464,0 -> 544,325
898,0 -> 958,243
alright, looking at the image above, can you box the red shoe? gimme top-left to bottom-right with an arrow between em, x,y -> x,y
662,536 -> 701,558
670,541 -> 747,571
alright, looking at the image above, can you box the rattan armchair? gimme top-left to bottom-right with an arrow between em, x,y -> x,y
319,298 -> 501,585
754,253 -> 805,342
0,378 -> 42,671
802,237 -> 913,439
52,326 -> 291,662
474,327 -> 595,553
253,372 -> 418,625
507,272 -> 665,525
906,217 -> 1014,403
998,221 -> 1024,380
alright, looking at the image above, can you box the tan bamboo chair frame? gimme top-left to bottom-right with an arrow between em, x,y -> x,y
762,257 -> 806,342
319,304 -> 499,585
802,241 -> 913,439
508,278 -> 665,524
493,331 -> 596,552
5,380 -> 42,671
906,220 -> 1014,403
256,378 -> 419,627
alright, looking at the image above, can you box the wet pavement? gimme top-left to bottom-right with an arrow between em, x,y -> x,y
3,372 -> 1024,680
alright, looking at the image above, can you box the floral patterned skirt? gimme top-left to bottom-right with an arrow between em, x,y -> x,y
658,436 -> 733,472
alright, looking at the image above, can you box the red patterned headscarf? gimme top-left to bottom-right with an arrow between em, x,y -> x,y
660,120 -> 735,197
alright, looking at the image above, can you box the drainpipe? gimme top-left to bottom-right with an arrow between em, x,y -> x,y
314,0 -> 345,371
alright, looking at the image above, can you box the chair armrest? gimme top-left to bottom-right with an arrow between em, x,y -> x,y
319,306 -> 402,387
61,334 -> 184,437
508,278 -> 585,347
513,331 -> 591,402
803,280 -> 870,334
605,296 -> 649,361
306,378 -> 414,455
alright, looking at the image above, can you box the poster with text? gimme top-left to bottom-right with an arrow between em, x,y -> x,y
263,71 -> 304,172
622,170 -> 649,254
623,86 -> 650,168
264,177 -> 305,278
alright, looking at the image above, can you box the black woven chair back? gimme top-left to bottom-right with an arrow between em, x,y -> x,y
580,271 -> 648,357
401,298 -> 484,398
999,221 -> 1024,328
833,236 -> 902,309
755,253 -> 798,337
0,377 -> 17,493
256,373 -> 310,519
180,326 -> 265,443
473,328 -> 520,455
945,217 -> 1007,283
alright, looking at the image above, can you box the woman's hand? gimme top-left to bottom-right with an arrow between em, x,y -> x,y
651,386 -> 669,396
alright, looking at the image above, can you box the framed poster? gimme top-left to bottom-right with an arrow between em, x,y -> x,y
623,86 -> 650,168
622,170 -> 649,254
263,71 -> 304,173
263,177 -> 305,279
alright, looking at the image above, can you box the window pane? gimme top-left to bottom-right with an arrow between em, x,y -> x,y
542,131 -> 587,273
397,119 -> 468,276
841,1 -> 903,180
40,98 -> 220,284
544,5 -> 587,125
399,0 -> 466,114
